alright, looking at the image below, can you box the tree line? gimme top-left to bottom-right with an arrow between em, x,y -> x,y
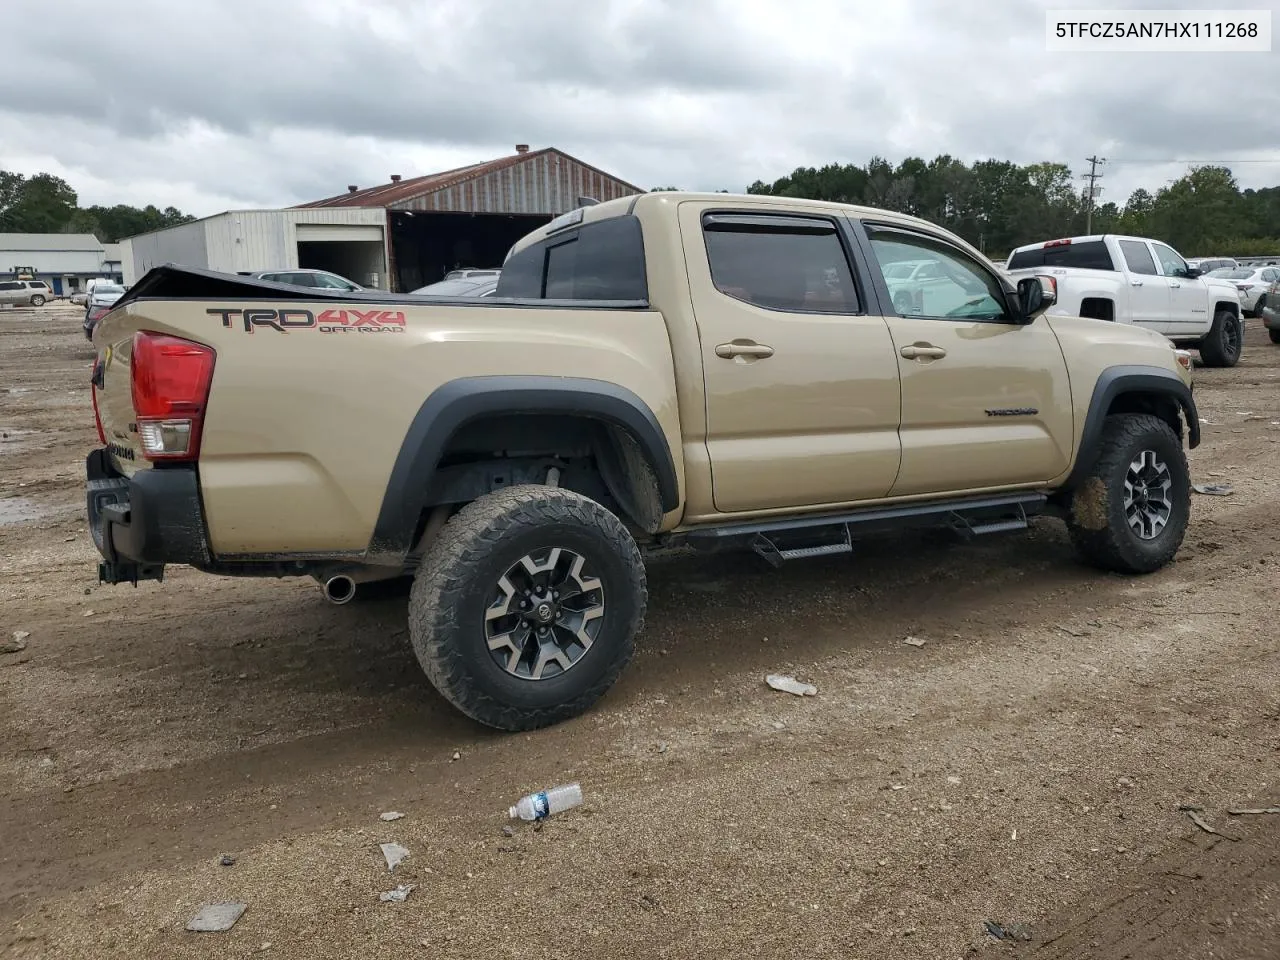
0,170 -> 195,242
659,158 -> 1280,260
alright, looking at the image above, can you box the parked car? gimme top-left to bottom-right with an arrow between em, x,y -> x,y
247,269 -> 363,291
1205,265 -> 1280,317
1187,256 -> 1238,274
0,279 -> 52,307
1263,303 -> 1280,344
82,283 -> 126,340
87,192 -> 1200,731
410,274 -> 500,297
1006,235 -> 1245,367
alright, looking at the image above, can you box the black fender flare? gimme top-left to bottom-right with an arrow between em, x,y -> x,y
1063,365 -> 1200,490
368,376 -> 679,559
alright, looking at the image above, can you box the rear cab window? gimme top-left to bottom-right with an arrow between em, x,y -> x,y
1008,240 -> 1115,271
496,215 -> 648,301
1119,240 -> 1159,276
700,212 -> 860,314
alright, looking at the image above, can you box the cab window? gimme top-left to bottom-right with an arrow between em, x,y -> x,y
867,227 -> 1011,322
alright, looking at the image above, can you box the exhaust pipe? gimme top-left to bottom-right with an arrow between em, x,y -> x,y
323,575 -> 357,605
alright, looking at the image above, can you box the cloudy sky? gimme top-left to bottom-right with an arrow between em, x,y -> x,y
3,0 -> 1278,216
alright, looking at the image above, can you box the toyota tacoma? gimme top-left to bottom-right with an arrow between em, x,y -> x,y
86,192 -> 1200,730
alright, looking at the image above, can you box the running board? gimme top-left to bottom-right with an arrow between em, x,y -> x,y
682,491 -> 1046,563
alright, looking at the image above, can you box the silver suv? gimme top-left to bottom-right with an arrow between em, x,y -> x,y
246,269 -> 363,291
0,279 -> 52,306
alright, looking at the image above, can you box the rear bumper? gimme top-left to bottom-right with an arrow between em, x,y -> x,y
85,449 -> 211,583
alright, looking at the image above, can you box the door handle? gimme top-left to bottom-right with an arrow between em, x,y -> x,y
1169,281 -> 1181,288
900,343 -> 947,360
715,340 -> 774,359
1130,279 -> 1144,286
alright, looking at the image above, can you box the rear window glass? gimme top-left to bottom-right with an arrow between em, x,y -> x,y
496,215 -> 648,301
1119,240 -> 1158,276
1008,240 -> 1114,271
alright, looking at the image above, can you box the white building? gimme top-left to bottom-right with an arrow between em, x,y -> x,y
120,207 -> 391,288
0,234 -> 123,295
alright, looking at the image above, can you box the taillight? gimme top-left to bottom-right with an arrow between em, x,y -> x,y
1044,238 -> 1072,248
130,332 -> 216,461
89,306 -> 108,321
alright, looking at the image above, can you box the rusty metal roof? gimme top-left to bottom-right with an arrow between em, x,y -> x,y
297,148 -> 643,213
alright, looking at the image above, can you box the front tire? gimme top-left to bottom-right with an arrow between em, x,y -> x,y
1198,309 -> 1242,367
408,485 -> 646,731
1269,327 -> 1280,345
30,294 -> 45,307
1065,414 -> 1190,575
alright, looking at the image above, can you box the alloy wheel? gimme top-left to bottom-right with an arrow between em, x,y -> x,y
484,547 -> 605,680
1123,449 -> 1174,540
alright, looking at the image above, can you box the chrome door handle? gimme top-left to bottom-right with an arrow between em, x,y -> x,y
1170,281 -> 1181,288
715,341 -> 774,359
1130,279 -> 1144,286
900,344 -> 947,360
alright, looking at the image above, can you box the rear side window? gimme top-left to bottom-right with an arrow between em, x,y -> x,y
701,213 -> 860,314
496,215 -> 648,301
1119,240 -> 1158,276
0,281 -> 19,290
1008,240 -> 1114,271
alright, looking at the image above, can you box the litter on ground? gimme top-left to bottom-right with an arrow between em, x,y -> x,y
380,842 -> 410,871
186,902 -> 247,932
765,674 -> 817,696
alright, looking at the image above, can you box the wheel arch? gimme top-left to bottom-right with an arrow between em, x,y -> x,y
367,377 -> 680,562
1062,365 -> 1200,492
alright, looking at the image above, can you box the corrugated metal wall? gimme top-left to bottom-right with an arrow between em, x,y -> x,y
122,221 -> 209,284
202,208 -> 387,274
396,153 -> 639,214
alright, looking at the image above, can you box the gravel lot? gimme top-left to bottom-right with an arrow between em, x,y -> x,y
2,305 -> 1278,959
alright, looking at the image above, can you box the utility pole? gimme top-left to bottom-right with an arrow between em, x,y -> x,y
1082,156 -> 1105,234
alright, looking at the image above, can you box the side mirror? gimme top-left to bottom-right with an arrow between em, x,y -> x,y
1017,275 -> 1056,322
1182,266 -> 1202,279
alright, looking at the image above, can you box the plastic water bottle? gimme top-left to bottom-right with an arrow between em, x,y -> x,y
508,783 -> 583,821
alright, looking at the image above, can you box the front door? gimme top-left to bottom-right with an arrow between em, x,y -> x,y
1152,241 -> 1212,338
858,223 -> 1074,498
680,204 -> 902,513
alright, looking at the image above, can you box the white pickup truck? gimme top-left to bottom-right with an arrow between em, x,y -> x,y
1006,235 -> 1244,367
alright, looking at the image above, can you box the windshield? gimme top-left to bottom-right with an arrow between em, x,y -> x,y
93,285 -> 126,295
1208,268 -> 1254,279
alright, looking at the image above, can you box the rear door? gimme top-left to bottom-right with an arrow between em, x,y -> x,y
1152,241 -> 1212,336
857,221 -> 1073,497
1116,239 -> 1172,331
679,204 -> 902,513
0,281 -> 21,305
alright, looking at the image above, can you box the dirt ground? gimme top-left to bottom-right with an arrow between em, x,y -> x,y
1,304 -> 1277,960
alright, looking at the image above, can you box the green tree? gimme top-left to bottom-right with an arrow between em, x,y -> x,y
3,173 -> 78,232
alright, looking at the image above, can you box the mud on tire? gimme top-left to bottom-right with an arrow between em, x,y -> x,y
408,485 -> 647,731
1065,413 -> 1190,575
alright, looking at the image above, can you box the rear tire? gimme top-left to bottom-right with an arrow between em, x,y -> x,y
1065,413 -> 1190,575
1269,328 -> 1280,345
408,485 -> 646,731
1198,309 -> 1242,367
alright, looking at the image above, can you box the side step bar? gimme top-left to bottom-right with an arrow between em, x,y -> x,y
682,492 -> 1047,565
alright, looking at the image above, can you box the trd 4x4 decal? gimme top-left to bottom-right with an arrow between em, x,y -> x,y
206,307 -> 406,334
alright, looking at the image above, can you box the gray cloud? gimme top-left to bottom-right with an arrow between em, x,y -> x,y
2,0 -> 1278,214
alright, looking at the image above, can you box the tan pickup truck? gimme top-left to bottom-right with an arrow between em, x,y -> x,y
86,192 -> 1200,730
